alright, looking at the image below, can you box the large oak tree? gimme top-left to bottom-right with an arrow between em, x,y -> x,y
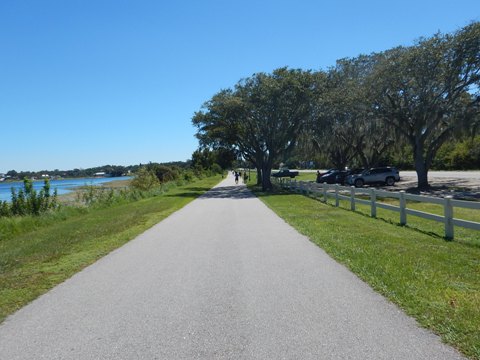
369,23 -> 480,188
193,68 -> 315,190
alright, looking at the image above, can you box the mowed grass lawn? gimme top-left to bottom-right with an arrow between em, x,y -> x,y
289,172 -> 480,246
0,176 -> 221,323
252,185 -> 480,359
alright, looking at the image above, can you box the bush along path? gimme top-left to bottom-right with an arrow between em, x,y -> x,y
0,179 -> 58,217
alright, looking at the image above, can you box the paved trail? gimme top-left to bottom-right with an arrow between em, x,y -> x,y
0,175 -> 464,359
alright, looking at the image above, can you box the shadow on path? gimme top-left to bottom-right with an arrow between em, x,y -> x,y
198,185 -> 255,200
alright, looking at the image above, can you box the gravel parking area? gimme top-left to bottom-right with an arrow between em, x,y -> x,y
377,171 -> 480,200
302,170 -> 480,200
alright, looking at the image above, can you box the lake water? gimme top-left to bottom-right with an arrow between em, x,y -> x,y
0,177 -> 131,202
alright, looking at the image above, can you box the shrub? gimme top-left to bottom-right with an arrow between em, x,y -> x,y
183,170 -> 195,182
77,186 -> 120,207
0,201 -> 10,217
130,167 -> 160,191
154,165 -> 180,183
2,179 -> 58,217
210,163 -> 223,174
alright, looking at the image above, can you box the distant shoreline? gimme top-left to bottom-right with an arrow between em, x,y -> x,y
0,176 -> 131,184
0,176 -> 132,203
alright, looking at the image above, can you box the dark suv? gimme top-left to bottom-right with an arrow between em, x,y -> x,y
335,168 -> 364,185
346,167 -> 400,187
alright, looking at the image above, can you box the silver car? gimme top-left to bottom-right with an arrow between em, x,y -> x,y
346,167 -> 400,187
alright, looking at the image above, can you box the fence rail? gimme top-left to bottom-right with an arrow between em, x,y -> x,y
275,178 -> 480,240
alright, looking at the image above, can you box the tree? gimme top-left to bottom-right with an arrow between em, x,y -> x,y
309,57 -> 395,170
6,170 -> 18,178
369,22 -> 480,188
193,68 -> 315,190
214,148 -> 237,170
130,167 -> 160,191
191,148 -> 216,172
190,147 -> 236,173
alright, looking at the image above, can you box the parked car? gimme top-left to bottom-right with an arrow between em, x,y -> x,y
335,168 -> 364,185
272,168 -> 299,178
316,169 -> 336,183
317,170 -> 342,184
346,167 -> 400,187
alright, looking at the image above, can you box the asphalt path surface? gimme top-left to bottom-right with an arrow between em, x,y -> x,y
0,174 -> 465,359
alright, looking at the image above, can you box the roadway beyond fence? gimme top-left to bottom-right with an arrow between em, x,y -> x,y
0,174 -> 465,359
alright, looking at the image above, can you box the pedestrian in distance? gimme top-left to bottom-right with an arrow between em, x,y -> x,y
235,172 -> 239,184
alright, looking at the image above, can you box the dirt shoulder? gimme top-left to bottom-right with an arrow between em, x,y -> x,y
390,171 -> 480,201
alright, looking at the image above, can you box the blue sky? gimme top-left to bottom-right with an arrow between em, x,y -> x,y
1,0 -> 478,172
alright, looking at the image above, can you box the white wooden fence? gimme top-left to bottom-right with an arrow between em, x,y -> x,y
275,178 -> 480,240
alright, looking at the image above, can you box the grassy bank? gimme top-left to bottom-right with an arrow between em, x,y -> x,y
0,176 -> 220,323
330,195 -> 480,247
251,186 -> 480,359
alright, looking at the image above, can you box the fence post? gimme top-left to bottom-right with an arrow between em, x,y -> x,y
399,191 -> 406,225
444,196 -> 454,240
370,188 -> 376,218
335,184 -> 339,207
350,186 -> 355,211
323,184 -> 327,203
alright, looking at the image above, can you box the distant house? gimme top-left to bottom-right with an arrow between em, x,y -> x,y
94,172 -> 106,177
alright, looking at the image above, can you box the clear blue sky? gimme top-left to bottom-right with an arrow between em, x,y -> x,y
1,0 -> 478,172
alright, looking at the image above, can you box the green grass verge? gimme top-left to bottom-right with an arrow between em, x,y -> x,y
251,186 -> 480,359
0,176 -> 221,323
340,196 -> 480,247
282,174 -> 480,246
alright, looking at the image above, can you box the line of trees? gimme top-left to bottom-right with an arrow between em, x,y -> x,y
3,162 -> 194,181
3,165 -> 132,180
192,22 -> 480,190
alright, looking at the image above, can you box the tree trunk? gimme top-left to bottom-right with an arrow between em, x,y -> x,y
261,165 -> 272,191
414,146 -> 429,190
256,168 -> 262,186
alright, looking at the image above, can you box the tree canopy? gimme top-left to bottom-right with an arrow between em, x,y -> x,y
192,22 -> 480,189
193,68 -> 315,190
368,22 -> 480,188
